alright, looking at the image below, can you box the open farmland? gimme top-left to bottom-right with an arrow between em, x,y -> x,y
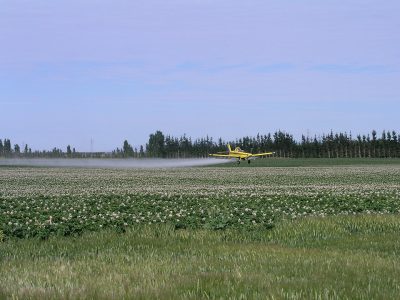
1,161 -> 400,299
1,163 -> 400,238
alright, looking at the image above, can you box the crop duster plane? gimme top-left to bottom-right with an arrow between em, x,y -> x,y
209,144 -> 274,164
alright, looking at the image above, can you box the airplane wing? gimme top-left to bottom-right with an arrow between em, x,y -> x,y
209,154 -> 238,158
251,152 -> 274,157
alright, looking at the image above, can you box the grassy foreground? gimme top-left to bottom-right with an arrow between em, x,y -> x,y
1,215 -> 400,299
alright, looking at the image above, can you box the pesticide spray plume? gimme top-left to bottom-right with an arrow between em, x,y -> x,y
0,158 -> 230,169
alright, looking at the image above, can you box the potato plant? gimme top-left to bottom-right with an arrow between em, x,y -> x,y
1,165 -> 399,239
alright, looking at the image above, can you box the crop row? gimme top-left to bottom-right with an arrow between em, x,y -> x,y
2,191 -> 400,239
1,166 -> 400,239
1,166 -> 399,198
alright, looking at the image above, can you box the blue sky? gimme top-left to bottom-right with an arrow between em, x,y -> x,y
1,0 -> 399,151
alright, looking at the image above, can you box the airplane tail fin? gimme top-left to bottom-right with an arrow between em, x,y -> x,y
227,144 -> 232,152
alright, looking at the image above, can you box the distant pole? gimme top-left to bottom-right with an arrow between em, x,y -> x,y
90,138 -> 94,157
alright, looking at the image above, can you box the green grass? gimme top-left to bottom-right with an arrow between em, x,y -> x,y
1,162 -> 400,298
1,215 -> 400,299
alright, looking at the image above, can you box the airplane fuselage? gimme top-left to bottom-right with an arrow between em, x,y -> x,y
228,149 -> 253,160
209,144 -> 274,164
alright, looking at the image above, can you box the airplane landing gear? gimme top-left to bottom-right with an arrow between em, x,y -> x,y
237,160 -> 240,164
248,160 -> 251,164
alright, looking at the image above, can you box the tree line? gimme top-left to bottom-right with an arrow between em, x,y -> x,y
117,129 -> 400,159
0,139 -> 79,158
1,129 -> 400,159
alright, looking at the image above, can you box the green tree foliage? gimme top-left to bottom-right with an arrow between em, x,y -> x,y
3,139 -> 12,156
14,144 -> 20,154
142,130 -> 400,159
139,145 -> 145,157
2,129 -> 400,159
146,131 -> 165,157
67,145 -> 72,157
123,140 -> 134,157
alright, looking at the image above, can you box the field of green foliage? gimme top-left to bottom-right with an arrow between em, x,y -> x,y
1,162 -> 400,239
1,160 -> 400,299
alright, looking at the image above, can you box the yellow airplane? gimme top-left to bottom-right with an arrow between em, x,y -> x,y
209,144 -> 274,164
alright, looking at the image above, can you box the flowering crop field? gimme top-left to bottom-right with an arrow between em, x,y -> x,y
1,165 -> 400,239
2,163 -> 400,299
